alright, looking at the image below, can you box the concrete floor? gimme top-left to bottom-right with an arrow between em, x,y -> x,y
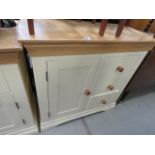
39,86 -> 155,135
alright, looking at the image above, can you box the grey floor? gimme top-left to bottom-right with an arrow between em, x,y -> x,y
39,86 -> 155,135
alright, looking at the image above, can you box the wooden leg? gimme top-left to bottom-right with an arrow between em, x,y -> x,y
99,19 -> 108,36
115,19 -> 127,38
27,19 -> 35,35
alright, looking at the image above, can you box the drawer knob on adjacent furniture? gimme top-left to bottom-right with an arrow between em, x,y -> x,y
84,89 -> 91,96
101,99 -> 107,104
116,66 -> 124,72
107,85 -> 114,90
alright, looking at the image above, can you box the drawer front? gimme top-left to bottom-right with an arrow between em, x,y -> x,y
93,76 -> 129,95
92,53 -> 143,95
0,68 -> 9,93
87,91 -> 120,110
98,55 -> 139,79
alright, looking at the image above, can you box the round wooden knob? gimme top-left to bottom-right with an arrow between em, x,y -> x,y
84,89 -> 91,96
101,99 -> 107,104
116,66 -> 124,72
107,85 -> 114,90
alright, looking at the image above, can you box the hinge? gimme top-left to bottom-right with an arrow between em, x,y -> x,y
15,102 -> 20,109
22,119 -> 26,125
48,112 -> 51,118
46,71 -> 48,82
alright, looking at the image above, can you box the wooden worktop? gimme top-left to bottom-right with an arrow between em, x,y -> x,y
17,19 -> 155,45
0,25 -> 23,64
1,19 -> 155,57
0,26 -> 22,52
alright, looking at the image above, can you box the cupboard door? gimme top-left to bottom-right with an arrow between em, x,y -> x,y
47,57 -> 99,119
1,64 -> 35,127
0,93 -> 23,134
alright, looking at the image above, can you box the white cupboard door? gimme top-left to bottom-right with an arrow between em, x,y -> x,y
1,64 -> 35,126
47,57 -> 99,119
0,93 -> 23,134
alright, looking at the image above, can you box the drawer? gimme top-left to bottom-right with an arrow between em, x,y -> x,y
87,91 -> 120,110
93,76 -> 130,95
96,55 -> 139,82
0,68 -> 9,93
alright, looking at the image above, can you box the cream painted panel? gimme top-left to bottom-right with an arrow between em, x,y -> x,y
47,56 -> 100,119
2,64 -> 34,125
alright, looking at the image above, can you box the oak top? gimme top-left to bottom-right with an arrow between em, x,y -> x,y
1,19 -> 155,54
17,19 -> 155,45
0,26 -> 22,52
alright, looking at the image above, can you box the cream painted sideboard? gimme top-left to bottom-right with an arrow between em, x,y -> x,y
29,50 -> 147,129
0,27 -> 38,134
17,19 -> 155,130
0,52 -> 38,134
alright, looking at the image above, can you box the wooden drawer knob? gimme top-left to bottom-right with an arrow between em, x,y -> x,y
101,99 -> 107,104
116,66 -> 124,72
84,89 -> 91,96
107,85 -> 114,90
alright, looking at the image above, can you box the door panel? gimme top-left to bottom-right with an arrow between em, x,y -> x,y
0,93 -> 23,134
47,57 -> 99,119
